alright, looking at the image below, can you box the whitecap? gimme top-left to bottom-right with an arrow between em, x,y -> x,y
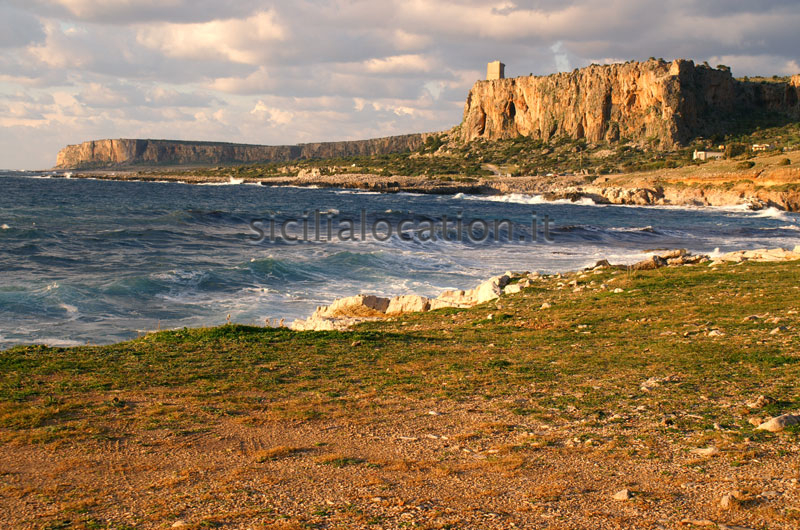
751,207 -> 794,221
454,193 -> 597,206
1,224 -> 9,230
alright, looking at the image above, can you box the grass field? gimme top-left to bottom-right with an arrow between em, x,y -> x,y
1,261 -> 799,529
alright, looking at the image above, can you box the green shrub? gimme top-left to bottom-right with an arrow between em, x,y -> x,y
777,158 -> 791,166
736,161 -> 756,170
725,143 -> 747,158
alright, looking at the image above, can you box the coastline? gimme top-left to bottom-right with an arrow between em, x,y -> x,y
291,246 -> 800,332
17,166 -> 800,211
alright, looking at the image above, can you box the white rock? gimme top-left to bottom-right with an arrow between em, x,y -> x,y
612,488 -> 632,501
690,446 -> 719,457
540,302 -> 552,309
612,288 -> 624,293
318,294 -> 390,318
707,329 -> 725,337
757,414 -> 800,432
386,294 -> 430,315
172,522 -> 188,528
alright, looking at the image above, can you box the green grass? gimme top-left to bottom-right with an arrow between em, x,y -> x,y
1,261 -> 799,445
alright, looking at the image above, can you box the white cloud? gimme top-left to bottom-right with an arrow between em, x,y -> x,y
250,100 -> 294,125
363,54 -> 436,74
136,10 -> 286,64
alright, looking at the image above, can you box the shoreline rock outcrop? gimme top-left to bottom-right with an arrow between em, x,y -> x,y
290,247 -> 800,332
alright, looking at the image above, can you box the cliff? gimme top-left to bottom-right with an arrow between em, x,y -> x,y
55,133 -> 431,169
461,59 -> 800,148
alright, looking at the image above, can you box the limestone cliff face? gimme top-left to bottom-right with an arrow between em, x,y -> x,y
461,59 -> 800,148
55,134 -> 430,169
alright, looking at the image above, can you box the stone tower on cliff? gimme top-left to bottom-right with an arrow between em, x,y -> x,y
487,60 -> 505,80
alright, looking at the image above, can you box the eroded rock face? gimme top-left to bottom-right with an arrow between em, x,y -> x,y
55,134 -> 432,169
461,59 -> 800,148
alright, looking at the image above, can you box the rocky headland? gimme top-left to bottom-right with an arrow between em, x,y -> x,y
461,59 -> 800,147
55,134 -> 432,169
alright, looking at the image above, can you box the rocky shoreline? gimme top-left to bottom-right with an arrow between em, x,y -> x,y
33,168 -> 800,211
291,246 -> 800,331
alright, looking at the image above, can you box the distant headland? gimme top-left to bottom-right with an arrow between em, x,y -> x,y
55,58 -> 800,169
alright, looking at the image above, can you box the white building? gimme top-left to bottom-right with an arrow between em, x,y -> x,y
693,150 -> 724,161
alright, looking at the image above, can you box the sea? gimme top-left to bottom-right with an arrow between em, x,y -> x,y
1,171 -> 799,349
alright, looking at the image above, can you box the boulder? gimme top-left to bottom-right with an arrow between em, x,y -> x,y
756,413 -> 800,432
316,294 -> 390,319
386,295 -> 430,315
656,249 -> 688,260
473,274 -> 511,303
628,255 -> 668,270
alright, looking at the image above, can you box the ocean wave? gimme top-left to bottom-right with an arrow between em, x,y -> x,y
454,192 -> 597,206
333,189 -> 381,195
750,207 -> 796,221
198,176 -> 246,186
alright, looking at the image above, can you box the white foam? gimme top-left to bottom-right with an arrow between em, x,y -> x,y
334,189 -> 380,195
751,207 -> 794,221
1,224 -> 9,230
59,303 -> 78,314
39,338 -> 85,348
198,177 -> 246,186
454,193 -> 597,206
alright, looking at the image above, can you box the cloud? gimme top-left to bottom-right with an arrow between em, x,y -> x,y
1,1 -> 799,169
363,54 -> 436,74
0,6 -> 46,48
136,10 -> 287,64
250,100 -> 294,125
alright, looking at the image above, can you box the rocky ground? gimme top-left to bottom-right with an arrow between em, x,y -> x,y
1,254 -> 800,529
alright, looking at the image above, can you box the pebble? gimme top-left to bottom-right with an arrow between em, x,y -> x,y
770,326 -> 787,334
748,417 -> 763,427
690,446 -> 719,457
540,302 -> 551,309
720,493 -> 738,509
746,395 -> 774,409
707,329 -> 725,337
612,488 -> 632,501
612,288 -> 624,293
171,522 -> 187,528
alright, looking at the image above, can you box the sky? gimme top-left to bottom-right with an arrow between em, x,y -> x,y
1,0 -> 799,169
